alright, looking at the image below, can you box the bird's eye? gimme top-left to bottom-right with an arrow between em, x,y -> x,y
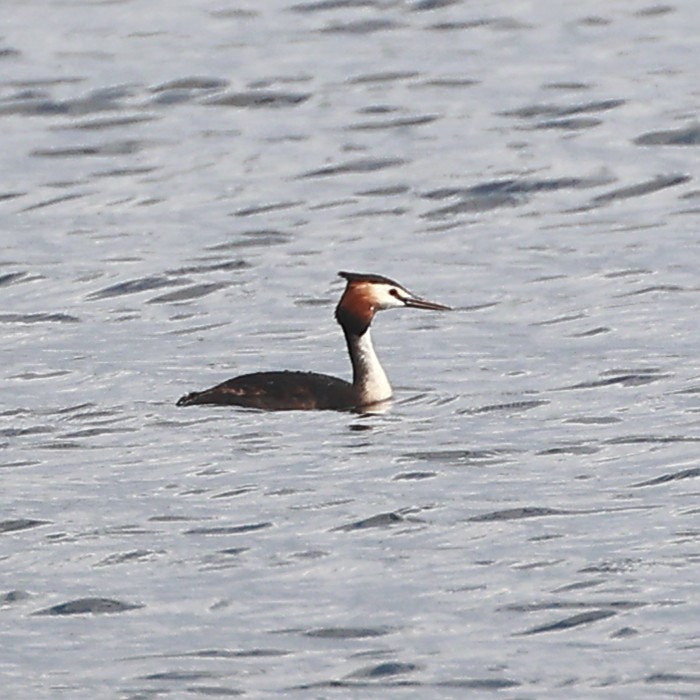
389,288 -> 401,298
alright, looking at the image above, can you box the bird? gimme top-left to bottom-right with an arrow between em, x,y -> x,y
176,271 -> 451,411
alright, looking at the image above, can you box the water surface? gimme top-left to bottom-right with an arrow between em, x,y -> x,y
1,0 -> 699,698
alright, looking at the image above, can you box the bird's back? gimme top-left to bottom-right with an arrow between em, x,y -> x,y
176,371 -> 358,411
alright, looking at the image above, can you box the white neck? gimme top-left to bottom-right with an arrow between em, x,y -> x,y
345,328 -> 392,405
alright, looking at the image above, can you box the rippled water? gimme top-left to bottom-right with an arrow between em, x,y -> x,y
2,0 -> 699,698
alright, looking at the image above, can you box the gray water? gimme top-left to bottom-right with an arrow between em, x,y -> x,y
2,0 -> 699,698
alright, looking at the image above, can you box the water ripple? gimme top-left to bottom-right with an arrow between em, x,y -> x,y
0,312 -> 79,324
469,507 -> 574,522
33,598 -> 143,616
0,518 -> 49,533
635,124 -> 700,146
518,610 -> 617,636
590,174 -> 691,205
88,276 -> 181,300
300,157 -> 406,178
632,467 -> 700,487
185,523 -> 272,536
304,626 -> 393,639
206,91 -> 311,108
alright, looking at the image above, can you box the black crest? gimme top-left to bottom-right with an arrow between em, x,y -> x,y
338,271 -> 402,287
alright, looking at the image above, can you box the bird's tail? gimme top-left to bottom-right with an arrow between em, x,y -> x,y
176,391 -> 202,406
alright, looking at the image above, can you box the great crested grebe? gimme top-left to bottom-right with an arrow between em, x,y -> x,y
176,271 -> 451,411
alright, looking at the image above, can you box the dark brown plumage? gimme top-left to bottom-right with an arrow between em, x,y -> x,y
176,371 -> 357,410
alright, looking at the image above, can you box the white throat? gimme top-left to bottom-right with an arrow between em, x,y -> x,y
346,328 -> 392,405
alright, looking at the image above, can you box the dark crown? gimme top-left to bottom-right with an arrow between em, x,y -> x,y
338,271 -> 402,287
